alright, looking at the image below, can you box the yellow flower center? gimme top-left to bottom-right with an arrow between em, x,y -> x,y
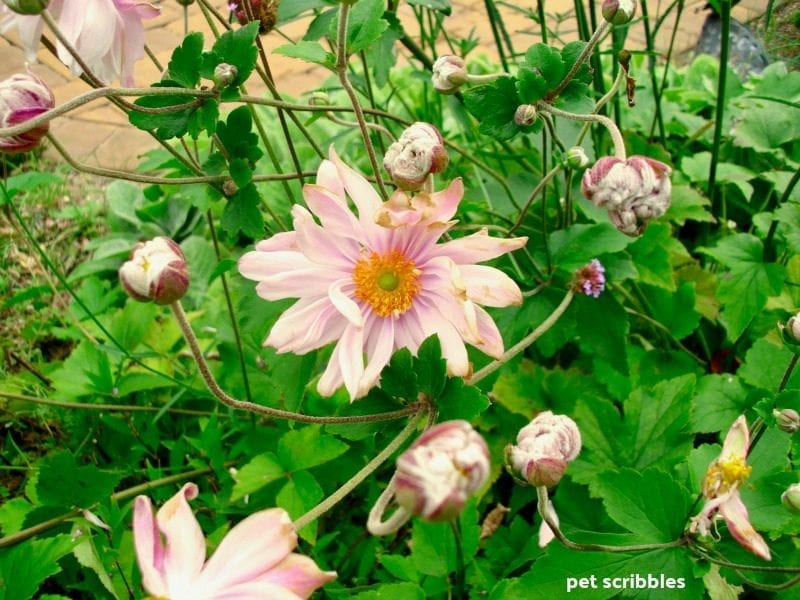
702,456 -> 751,498
352,250 -> 421,317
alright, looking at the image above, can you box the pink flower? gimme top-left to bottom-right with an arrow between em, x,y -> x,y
239,148 -> 527,400
133,483 -> 336,599
508,411 -> 581,488
1,0 -> 159,86
0,72 -> 54,154
572,259 -> 605,298
394,420 -> 490,522
689,416 -> 771,560
581,155 -> 671,236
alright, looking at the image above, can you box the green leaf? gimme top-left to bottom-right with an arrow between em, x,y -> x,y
353,583 -> 426,599
230,452 -> 285,502
36,451 -> 121,509
574,292 -> 629,374
550,223 -> 634,270
200,21 -> 260,87
664,184 -> 715,225
128,87 -> 198,140
346,0 -> 389,54
594,468 -> 690,541
406,0 -> 451,13
73,531 -> 120,600
739,338 -> 800,393
166,32 -> 204,88
515,67 -> 549,104
463,77 -> 521,140
415,335 -> 446,397
0,535 -> 77,600
379,555 -> 420,582
691,374 -> 752,433
380,348 -> 418,399
640,283 -> 700,340
626,223 -> 677,291
732,102 -> 800,153
436,377 -> 490,421
187,98 -> 219,139
277,471 -> 324,542
524,43 -> 565,87
273,40 -> 336,68
221,183 -> 264,238
560,41 -> 592,85
411,520 -> 454,576
277,425 -> 349,471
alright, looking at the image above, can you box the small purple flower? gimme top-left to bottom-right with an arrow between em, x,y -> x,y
572,259 -> 606,298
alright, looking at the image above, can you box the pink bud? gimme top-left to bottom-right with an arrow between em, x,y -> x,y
394,420 -> 490,522
514,104 -> 538,127
602,0 -> 636,25
119,237 -> 190,305
432,55 -> 468,94
775,408 -> 800,434
572,259 -> 606,298
509,411 -> 581,487
0,72 -> 54,154
383,122 -> 449,190
581,155 -> 671,236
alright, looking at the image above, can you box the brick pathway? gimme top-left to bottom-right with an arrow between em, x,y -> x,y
0,0 -> 765,170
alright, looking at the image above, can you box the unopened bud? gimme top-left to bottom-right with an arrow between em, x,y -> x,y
0,72 -> 55,154
119,237 -> 190,305
432,55 -> 468,95
1,0 -> 48,15
213,63 -> 238,88
222,180 -> 239,197
395,420 -> 490,522
566,146 -> 589,169
782,483 -> 800,512
508,411 -> 581,487
309,91 -> 330,106
774,408 -> 800,434
788,314 -> 800,342
602,0 -> 636,25
514,104 -> 537,127
383,122 -> 449,191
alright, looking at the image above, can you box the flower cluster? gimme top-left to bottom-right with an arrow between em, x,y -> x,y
1,0 -> 159,85
572,259 -> 606,298
239,146 -> 527,401
0,71 -> 54,154
582,156 -> 672,236
507,411 -> 582,487
133,483 -> 335,599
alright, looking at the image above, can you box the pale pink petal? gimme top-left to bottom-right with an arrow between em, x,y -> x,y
56,0 -> 116,79
328,280 -> 364,327
720,415 -> 750,462
239,250 -> 319,280
426,178 -> 463,223
132,495 -> 168,598
0,11 -> 46,62
253,269 -> 345,301
328,147 -> 383,241
720,493 -> 771,560
434,317 -> 470,377
435,229 -> 528,264
473,305 -> 505,358
252,553 -> 337,599
211,581 -> 302,600
359,318 -> 395,396
292,204 -> 360,267
459,264 -> 523,307
117,5 -> 149,86
200,509 -> 298,590
419,290 -> 481,346
317,342 -> 344,396
315,159 -> 345,200
338,324 -> 365,400
266,297 -> 347,354
303,185 -> 362,237
393,307 -> 427,353
156,483 -> 206,592
255,232 -> 297,252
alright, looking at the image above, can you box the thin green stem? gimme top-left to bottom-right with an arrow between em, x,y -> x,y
764,166 -> 800,261
539,102 -> 626,159
639,0 -> 666,145
451,521 -> 466,599
707,0 -> 731,202
509,161 -> 563,235
550,21 -> 610,99
294,409 -> 426,530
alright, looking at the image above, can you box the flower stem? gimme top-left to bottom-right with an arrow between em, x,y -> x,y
468,290 -> 575,385
508,162 -> 564,235
536,487 -> 685,552
549,21 -> 610,99
538,102 -> 626,160
294,410 -> 426,531
336,3 -> 389,199
170,302 -> 419,424
450,520 -> 466,599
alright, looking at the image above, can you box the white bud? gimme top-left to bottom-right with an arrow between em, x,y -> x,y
432,55 -> 468,95
119,237 -> 190,305
383,122 -> 449,190
508,411 -> 581,487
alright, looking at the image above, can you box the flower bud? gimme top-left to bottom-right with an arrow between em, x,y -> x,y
774,408 -> 800,434
2,0 -> 48,14
782,483 -> 800,513
582,155 -> 671,236
566,146 -> 589,169
602,0 -> 636,25
394,420 -> 490,522
383,122 -> 449,191
174,0 -> 194,6
309,91 -> 330,106
432,55 -> 468,95
508,411 -> 581,487
0,73 -> 55,154
213,63 -> 238,88
513,104 -> 538,127
119,237 -> 190,305
572,259 -> 606,298
788,314 -> 800,342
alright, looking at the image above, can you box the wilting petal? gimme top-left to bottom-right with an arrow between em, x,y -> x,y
254,553 -> 337,599
720,415 -> 750,462
435,229 -> 527,264
473,305 -> 504,358
720,493 -> 771,561
200,509 -> 297,591
459,264 -> 522,307
132,496 -> 168,598
426,178 -> 463,223
156,483 -> 206,592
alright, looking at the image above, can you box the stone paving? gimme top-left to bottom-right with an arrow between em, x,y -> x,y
0,0 -> 766,170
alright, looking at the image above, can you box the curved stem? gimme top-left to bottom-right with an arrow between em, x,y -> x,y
294,411 -> 425,531
508,162 -> 563,235
468,291 -> 575,385
326,113 -> 397,142
538,102 -> 626,159
549,21 -> 611,99
170,302 -> 420,424
366,475 -> 413,536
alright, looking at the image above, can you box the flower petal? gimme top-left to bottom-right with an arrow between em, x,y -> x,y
459,264 -> 522,307
211,581 -> 303,600
132,495 -> 168,598
251,553 -> 337,599
156,483 -> 206,593
720,493 -> 771,560
328,279 -> 364,328
338,324 -> 365,401
200,508 -> 298,591
266,297 -> 347,354
292,204 -> 360,268
315,158 -> 345,200
434,229 -> 527,264
328,147 -> 383,243
359,317 -> 395,397
473,305 -> 505,358
317,342 -> 344,397
303,184 -> 363,239
720,415 -> 750,462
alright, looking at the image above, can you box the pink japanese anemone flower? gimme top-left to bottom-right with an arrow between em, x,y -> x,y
689,415 -> 771,560
239,148 -> 527,400
133,483 -> 336,599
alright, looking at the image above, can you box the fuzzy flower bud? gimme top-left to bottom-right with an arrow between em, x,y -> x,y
514,104 -> 538,127
394,420 -> 490,522
508,411 -> 581,487
782,483 -> 800,513
602,0 -> 636,25
0,73 -> 55,154
383,122 -> 449,191
774,408 -> 800,434
432,55 -> 468,95
572,259 -> 606,298
787,314 -> 800,342
2,0 -> 48,14
119,237 -> 190,305
566,146 -> 590,169
582,155 -> 672,236
213,63 -> 238,88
